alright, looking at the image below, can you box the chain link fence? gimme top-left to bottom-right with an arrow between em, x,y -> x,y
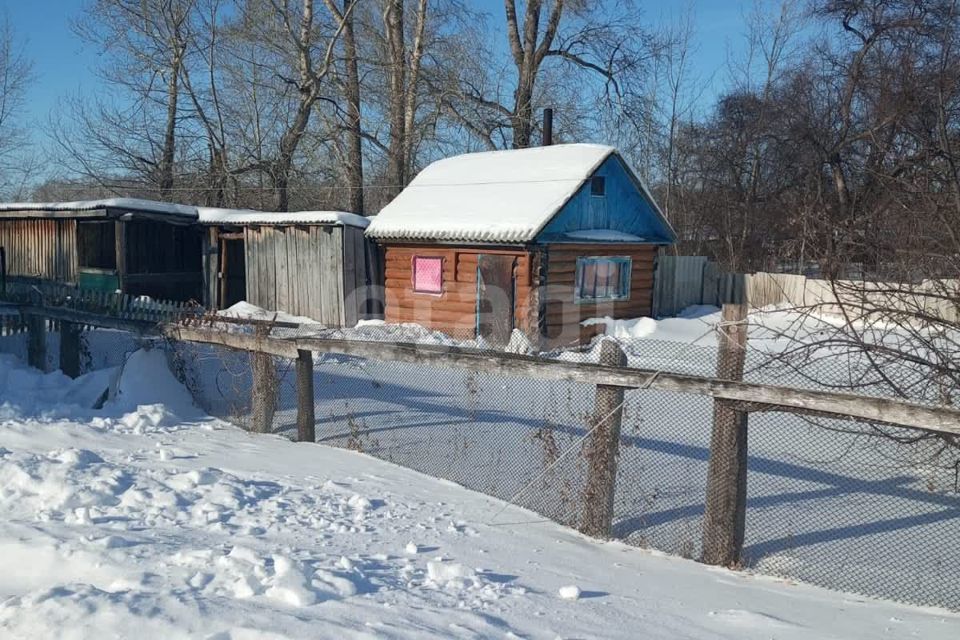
164,325 -> 960,611
1,318 -> 957,611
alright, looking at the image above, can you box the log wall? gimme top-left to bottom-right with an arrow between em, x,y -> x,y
383,244 -> 535,340
542,243 -> 657,341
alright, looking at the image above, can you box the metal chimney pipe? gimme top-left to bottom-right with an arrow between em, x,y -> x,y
542,108 -> 554,146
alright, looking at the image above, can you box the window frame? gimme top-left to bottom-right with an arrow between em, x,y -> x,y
574,255 -> 632,303
411,255 -> 445,295
590,175 -> 606,197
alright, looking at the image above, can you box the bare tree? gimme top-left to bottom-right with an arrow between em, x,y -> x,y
445,0 -> 656,150
381,0 -> 428,198
0,12 -> 34,197
234,0 -> 355,211
69,0 -> 197,196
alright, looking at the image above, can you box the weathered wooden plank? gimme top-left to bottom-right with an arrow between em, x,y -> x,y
580,340 -> 627,538
294,227 -> 310,319
26,314 -> 46,370
342,228 -> 360,327
286,228 -> 300,317
307,228 -> 323,321
275,227 -> 290,313
318,228 -> 340,325
60,321 -> 82,378
244,228 -> 257,305
702,304 -> 749,567
164,325 -> 960,436
296,349 -> 316,442
22,306 -> 160,333
333,227 -> 346,326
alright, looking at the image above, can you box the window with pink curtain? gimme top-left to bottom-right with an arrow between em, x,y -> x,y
413,256 -> 443,293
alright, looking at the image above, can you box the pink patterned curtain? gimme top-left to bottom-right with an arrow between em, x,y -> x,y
413,257 -> 443,293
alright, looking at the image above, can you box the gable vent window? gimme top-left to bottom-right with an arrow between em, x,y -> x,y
590,176 -> 606,197
412,256 -> 443,294
575,256 -> 631,302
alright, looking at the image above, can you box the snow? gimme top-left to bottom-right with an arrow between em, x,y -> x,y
366,144 -> 617,243
1,350 -> 956,637
197,208 -> 370,228
0,198 -> 197,218
583,315 -> 658,340
0,198 -> 369,229
562,229 -> 646,242
218,301 -> 323,326
557,585 -> 582,600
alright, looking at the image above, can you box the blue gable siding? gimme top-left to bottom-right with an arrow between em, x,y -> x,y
534,154 -> 675,244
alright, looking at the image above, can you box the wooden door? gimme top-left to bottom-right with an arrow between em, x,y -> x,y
476,254 -> 516,346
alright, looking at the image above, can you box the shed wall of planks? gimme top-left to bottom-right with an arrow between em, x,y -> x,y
0,219 -> 78,283
244,225 -> 349,326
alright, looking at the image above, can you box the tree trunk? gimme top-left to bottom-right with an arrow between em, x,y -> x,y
401,0 -> 428,184
385,0 -> 406,198
512,75 -> 535,148
342,0 -> 364,214
159,53 -> 182,195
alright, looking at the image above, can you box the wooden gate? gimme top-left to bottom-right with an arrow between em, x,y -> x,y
476,254 -> 516,346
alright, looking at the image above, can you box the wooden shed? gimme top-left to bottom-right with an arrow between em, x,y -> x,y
200,210 -> 381,326
0,199 -> 204,302
365,144 -> 676,346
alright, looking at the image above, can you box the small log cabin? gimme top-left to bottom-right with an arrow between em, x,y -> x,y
366,144 -> 676,346
0,199 -> 381,326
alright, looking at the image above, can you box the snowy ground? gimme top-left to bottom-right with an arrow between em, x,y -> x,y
173,305 -> 960,610
1,349 -> 957,638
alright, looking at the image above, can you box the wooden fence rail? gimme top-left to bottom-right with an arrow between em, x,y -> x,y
163,309 -> 960,566
1,278 -> 200,325
164,323 -> 960,437
7,302 -> 959,570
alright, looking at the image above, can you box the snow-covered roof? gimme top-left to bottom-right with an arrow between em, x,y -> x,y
0,198 -> 369,229
0,198 -> 197,218
197,208 -> 369,228
366,144 -> 617,243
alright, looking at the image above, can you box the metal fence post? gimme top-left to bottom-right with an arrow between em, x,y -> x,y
296,349 -> 316,443
580,339 -> 628,538
702,303 -> 749,566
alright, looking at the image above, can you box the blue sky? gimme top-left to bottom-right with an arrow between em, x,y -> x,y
2,0 -> 760,140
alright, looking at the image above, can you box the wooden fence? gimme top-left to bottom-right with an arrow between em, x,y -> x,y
653,256 -> 745,317
654,256 -> 959,322
162,305 -> 960,569
1,278 -> 200,324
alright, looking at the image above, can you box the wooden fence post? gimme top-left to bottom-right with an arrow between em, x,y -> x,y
296,349 -> 316,442
0,246 -> 6,297
580,339 -> 628,538
702,303 -> 749,566
26,314 -> 47,371
60,321 -> 82,378
250,325 -> 278,434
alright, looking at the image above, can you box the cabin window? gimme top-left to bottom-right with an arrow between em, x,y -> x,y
77,221 -> 117,270
590,176 -> 606,197
575,256 -> 631,302
412,256 -> 443,294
